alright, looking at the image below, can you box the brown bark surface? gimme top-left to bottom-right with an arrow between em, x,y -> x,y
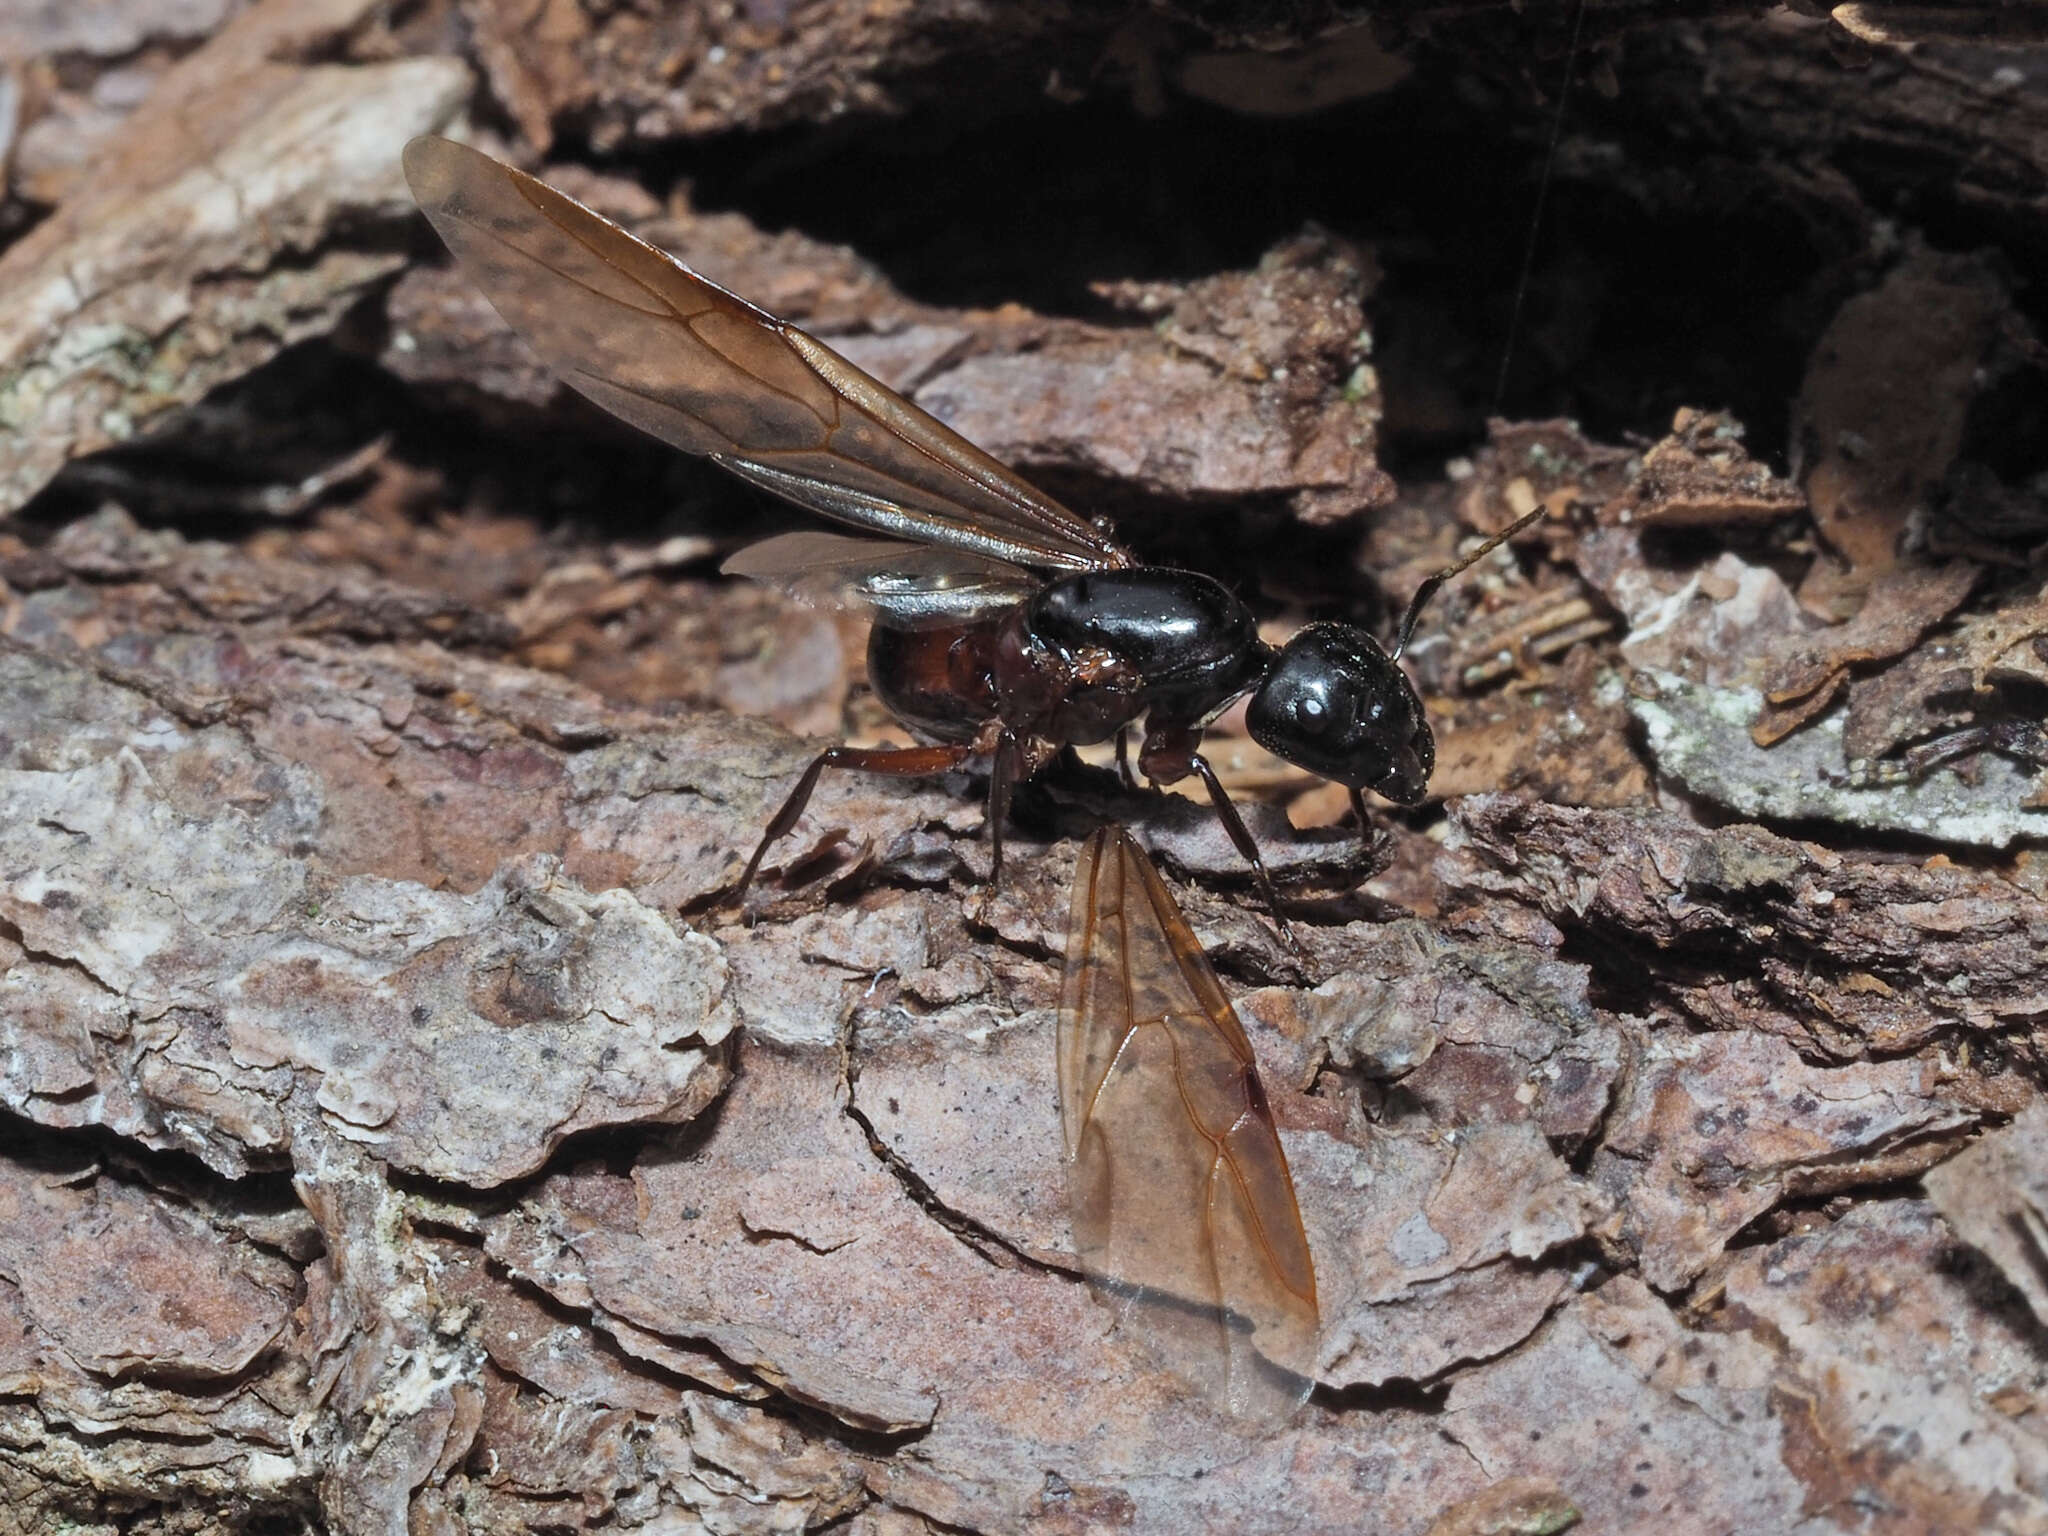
2,3 -> 2047,1534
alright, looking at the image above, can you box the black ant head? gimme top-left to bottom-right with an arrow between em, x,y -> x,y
1243,506 -> 1542,806
1244,623 -> 1432,804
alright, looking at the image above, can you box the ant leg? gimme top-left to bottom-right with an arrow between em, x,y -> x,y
1189,753 -> 1300,951
1348,786 -> 1370,834
1114,728 -> 1137,790
734,742 -> 976,904
985,731 -> 1019,889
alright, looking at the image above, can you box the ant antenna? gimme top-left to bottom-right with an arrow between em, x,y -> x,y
1391,505 -> 1546,661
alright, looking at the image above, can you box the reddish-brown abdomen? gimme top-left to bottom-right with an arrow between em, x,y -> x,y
867,622 -> 1004,744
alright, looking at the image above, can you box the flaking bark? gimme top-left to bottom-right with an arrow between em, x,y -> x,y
2,3 -> 2047,1534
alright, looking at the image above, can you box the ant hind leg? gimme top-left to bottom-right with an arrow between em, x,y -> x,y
733,742 -> 978,908
984,731 -> 1020,889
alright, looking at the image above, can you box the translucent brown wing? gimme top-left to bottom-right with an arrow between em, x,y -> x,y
721,531 -> 1039,629
1058,825 -> 1319,1423
402,136 -> 1129,575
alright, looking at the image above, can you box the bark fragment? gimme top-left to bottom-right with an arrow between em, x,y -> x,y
1793,247 -> 2014,609
1593,1030 -> 1969,1291
1634,664 -> 2048,846
1753,558 -> 1982,744
1924,1103 -> 2048,1332
1599,408 -> 1805,532
1445,795 -> 2048,1062
0,0 -> 470,515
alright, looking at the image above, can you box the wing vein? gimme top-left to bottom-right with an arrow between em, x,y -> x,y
403,134 -> 1130,573
1058,826 -> 1319,1423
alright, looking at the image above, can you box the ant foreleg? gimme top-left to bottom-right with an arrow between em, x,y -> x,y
1189,753 -> 1300,953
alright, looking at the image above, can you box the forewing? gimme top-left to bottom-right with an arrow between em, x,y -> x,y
1058,825 -> 1319,1423
402,136 -> 1128,574
722,532 -> 1038,629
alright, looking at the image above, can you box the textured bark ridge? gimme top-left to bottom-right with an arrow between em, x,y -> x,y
2,2 -> 2046,1534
